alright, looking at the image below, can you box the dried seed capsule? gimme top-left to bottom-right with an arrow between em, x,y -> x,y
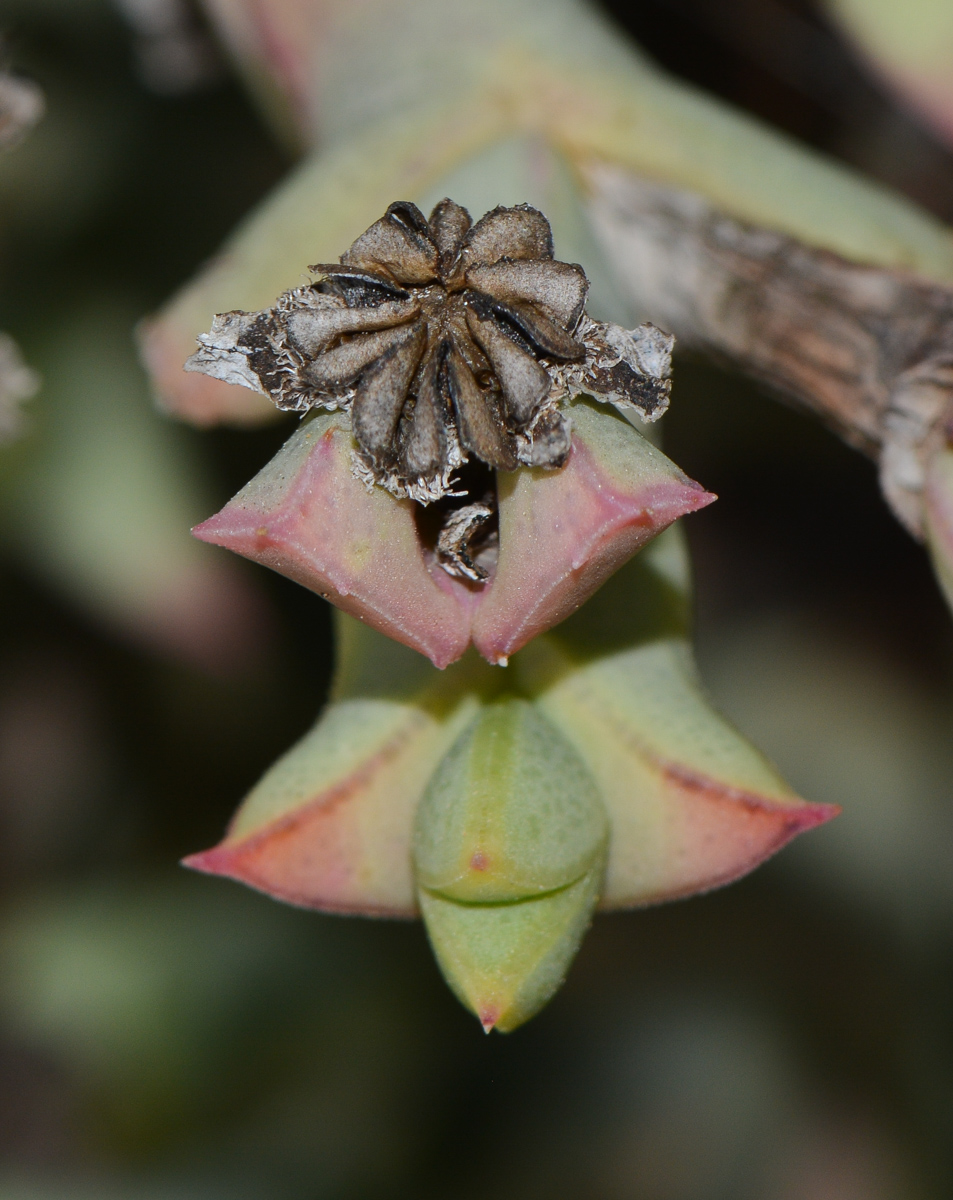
186,198 -> 676,504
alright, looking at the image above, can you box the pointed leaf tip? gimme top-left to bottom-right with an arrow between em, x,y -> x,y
419,868 -> 603,1033
480,1008 -> 499,1033
414,698 -> 607,1031
519,618 -> 839,909
181,620 -> 489,916
472,399 -> 715,664
192,410 -> 472,669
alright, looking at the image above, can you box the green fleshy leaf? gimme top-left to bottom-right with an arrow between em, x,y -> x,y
413,695 -> 607,1031
185,614 -> 497,914
1,301 -> 259,668
418,865 -> 602,1033
514,533 -> 837,908
414,696 -> 607,903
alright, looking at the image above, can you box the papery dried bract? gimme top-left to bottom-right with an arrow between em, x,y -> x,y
192,410 -> 472,668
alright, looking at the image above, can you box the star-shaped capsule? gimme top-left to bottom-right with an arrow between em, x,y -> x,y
186,199 -> 673,504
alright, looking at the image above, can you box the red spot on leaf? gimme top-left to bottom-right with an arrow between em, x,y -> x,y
480,1007 -> 499,1033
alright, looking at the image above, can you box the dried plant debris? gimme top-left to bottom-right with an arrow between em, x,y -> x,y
436,498 -> 497,582
186,200 -> 673,503
585,163 -> 953,537
0,71 -> 43,151
0,332 -> 39,443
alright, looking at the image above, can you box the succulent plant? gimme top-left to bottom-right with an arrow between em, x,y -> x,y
144,0 -> 953,1029
179,198 -> 837,1029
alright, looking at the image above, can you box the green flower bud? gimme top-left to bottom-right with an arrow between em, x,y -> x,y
413,697 -> 607,1031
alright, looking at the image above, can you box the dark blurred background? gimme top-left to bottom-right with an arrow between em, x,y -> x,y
0,1 -> 951,1196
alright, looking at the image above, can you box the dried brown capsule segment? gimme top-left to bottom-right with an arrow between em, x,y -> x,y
186,198 -> 677,510
283,298 -> 419,356
306,323 -> 420,392
465,260 -> 589,329
429,198 -> 472,270
308,266 -> 412,309
465,308 -> 551,429
460,205 -> 554,269
473,293 -> 586,362
445,343 -> 517,472
342,202 -> 440,286
352,322 -> 428,467
399,345 -> 454,481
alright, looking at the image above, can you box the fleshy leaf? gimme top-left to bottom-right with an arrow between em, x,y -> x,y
184,613 -> 495,914
472,397 -> 715,665
418,866 -> 602,1033
513,533 -> 839,908
413,696 -> 607,1031
193,399 -> 712,667
2,303 -> 265,670
192,409 -> 473,669
413,697 -> 607,903
151,0 -> 953,426
924,442 -> 953,614
185,530 -> 834,1024
825,0 -> 953,149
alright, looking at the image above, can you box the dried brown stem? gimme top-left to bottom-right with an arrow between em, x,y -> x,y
585,161 -> 953,535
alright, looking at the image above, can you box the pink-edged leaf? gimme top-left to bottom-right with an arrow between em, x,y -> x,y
513,537 -> 838,908
185,614 -> 491,914
472,398 -> 714,665
200,0 -> 328,143
193,402 -> 711,668
193,411 -> 473,668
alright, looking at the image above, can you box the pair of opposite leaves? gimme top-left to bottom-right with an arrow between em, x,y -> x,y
189,398 -> 836,1029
